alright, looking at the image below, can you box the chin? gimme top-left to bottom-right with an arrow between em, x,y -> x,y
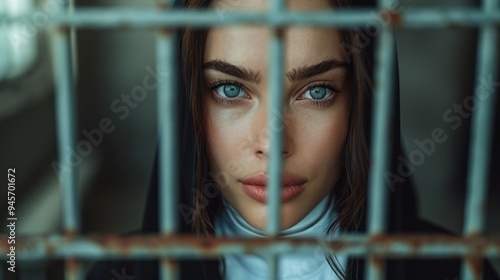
239,197 -> 313,231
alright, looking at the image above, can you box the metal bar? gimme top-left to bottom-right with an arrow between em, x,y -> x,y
52,16 -> 79,237
157,28 -> 178,238
267,0 -> 285,277
461,0 -> 498,278
365,28 -> 395,280
266,8 -> 285,238
161,260 -> 179,280
1,235 -> 499,260
3,9 -> 500,29
65,259 -> 84,280
366,21 -> 395,236
52,1 -> 82,279
267,255 -> 278,280
463,0 -> 499,241
157,1 -> 179,280
267,0 -> 285,280
365,0 -> 397,278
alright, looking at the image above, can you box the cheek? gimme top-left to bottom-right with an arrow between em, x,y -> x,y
292,104 -> 349,176
205,107 -> 250,172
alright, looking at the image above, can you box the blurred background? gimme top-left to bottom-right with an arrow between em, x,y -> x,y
0,0 -> 499,279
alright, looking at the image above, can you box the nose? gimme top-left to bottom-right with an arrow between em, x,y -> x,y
252,103 -> 294,160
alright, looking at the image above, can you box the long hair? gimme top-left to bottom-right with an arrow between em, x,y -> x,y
182,0 -> 371,240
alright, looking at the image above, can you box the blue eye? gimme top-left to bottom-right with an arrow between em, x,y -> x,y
214,84 -> 246,98
303,86 -> 334,100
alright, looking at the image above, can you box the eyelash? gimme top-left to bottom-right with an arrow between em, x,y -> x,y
209,79 -> 247,105
303,82 -> 341,108
208,79 -> 341,107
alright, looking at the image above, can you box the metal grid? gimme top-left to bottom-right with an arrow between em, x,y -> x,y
1,0 -> 499,279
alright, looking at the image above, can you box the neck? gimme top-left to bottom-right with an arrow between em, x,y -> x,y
213,193 -> 346,280
215,193 -> 336,238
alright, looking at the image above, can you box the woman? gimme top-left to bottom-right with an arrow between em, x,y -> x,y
87,0 -> 499,279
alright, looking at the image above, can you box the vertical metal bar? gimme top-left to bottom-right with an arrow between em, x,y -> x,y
161,260 -> 179,280
461,0 -> 498,279
267,255 -> 279,280
366,29 -> 396,234
267,0 -> 286,237
267,26 -> 284,237
157,0 -> 178,279
52,0 -> 82,278
69,0 -> 78,81
52,4 -> 79,236
266,2 -> 285,280
365,0 -> 396,279
157,23 -> 178,237
65,259 -> 84,280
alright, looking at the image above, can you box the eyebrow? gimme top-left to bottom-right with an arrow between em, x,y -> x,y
202,59 -> 348,84
203,60 -> 262,84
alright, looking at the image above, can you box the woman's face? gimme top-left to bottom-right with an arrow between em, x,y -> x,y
203,0 -> 350,230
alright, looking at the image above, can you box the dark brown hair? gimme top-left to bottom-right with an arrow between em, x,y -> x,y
182,0 -> 371,237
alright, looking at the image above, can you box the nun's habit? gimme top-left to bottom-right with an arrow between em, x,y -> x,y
86,0 -> 500,279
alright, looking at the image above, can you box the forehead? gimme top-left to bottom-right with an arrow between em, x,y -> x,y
204,0 -> 344,71
204,27 -> 345,66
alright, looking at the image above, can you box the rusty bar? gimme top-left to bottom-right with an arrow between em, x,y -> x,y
463,0 -> 499,241
2,9 -> 500,29
51,0 -> 82,279
463,258 -> 483,280
161,259 -> 179,280
65,259 -> 84,280
1,234 -> 499,260
156,1 -> 179,279
461,0 -> 498,279
365,0 -> 397,278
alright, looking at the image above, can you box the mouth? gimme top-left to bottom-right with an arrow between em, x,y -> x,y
240,172 -> 307,203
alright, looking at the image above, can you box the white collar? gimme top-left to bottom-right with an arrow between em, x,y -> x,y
213,194 -> 346,280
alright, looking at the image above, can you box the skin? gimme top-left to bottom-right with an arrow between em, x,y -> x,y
203,0 -> 350,230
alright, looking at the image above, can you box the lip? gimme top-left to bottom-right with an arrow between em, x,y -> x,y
240,172 -> 307,203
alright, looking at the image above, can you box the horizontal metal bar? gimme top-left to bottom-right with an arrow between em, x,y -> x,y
2,8 -> 500,29
0,235 -> 499,260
